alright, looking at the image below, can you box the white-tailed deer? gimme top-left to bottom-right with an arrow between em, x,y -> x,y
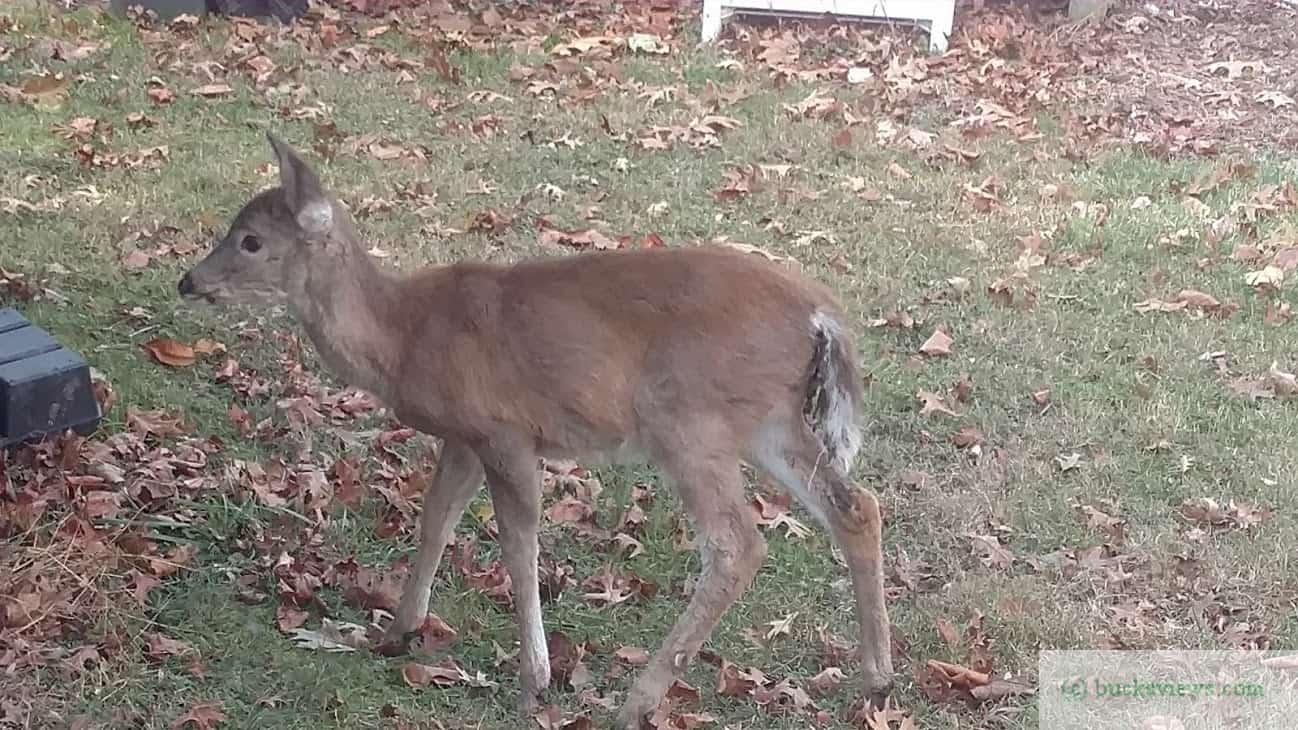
178,134 -> 893,727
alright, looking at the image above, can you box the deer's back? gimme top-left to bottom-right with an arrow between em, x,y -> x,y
391,245 -> 851,458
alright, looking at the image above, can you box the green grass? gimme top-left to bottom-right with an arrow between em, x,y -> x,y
2,2 -> 1297,729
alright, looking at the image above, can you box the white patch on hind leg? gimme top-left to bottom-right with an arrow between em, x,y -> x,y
748,418 -> 830,528
808,310 -> 862,475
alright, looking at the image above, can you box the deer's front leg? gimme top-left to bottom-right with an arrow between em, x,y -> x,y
481,446 -> 550,717
383,438 -> 484,647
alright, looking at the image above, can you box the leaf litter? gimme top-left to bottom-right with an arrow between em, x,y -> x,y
6,0 -> 1298,725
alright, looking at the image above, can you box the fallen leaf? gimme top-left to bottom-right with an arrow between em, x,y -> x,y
626,33 -> 669,55
764,612 -> 797,641
1267,362 -> 1298,397
143,338 -> 196,368
936,619 -> 961,649
289,620 -> 369,652
950,373 -> 974,403
1265,301 -> 1294,330
537,226 -> 618,251
951,426 -> 984,449
916,390 -> 959,417
191,83 -> 234,98
919,329 -> 954,357
544,496 -> 594,525
927,658 -> 989,688
411,614 -> 459,655
148,85 -> 175,105
807,666 -> 844,697
1175,289 -> 1220,310
1180,498 -> 1272,529
170,702 -> 225,729
1055,452 -> 1082,472
666,679 -> 702,707
1245,265 -> 1285,289
402,660 -> 471,688
192,338 -> 225,356
122,249 -> 151,270
275,605 -> 308,633
968,534 -> 1013,570
615,646 -> 650,666
1074,503 -> 1126,542
970,678 -> 1034,701
145,633 -> 195,662
715,658 -> 763,698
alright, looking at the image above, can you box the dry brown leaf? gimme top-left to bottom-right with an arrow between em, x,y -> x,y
143,338 -> 197,368
1180,497 -> 1272,529
968,534 -> 1013,570
951,426 -> 984,449
170,702 -> 225,729
537,227 -> 618,251
149,86 -> 175,105
969,678 -> 1034,701
919,329 -> 954,357
192,338 -> 226,357
806,666 -> 844,697
191,83 -> 234,98
145,633 -> 195,663
400,659 -> 493,689
763,612 -> 797,641
122,249 -> 152,270
1264,302 -> 1292,326
916,390 -> 959,417
1175,289 -> 1220,310
927,658 -> 990,688
614,646 -> 650,666
936,619 -> 961,649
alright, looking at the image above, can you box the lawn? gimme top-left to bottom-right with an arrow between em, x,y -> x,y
2,0 -> 1297,728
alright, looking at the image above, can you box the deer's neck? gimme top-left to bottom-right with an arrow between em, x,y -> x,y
289,241 -> 404,401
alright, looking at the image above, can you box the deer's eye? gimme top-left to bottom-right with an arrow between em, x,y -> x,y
241,235 -> 262,253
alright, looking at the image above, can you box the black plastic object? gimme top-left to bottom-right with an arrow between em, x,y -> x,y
109,0 -> 307,22
208,0 -> 308,22
0,308 -> 101,448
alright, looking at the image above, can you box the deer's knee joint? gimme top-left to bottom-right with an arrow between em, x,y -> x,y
700,525 -> 767,592
827,479 -> 880,533
711,528 -> 766,567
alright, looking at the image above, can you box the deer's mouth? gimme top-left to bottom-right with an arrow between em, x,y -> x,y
177,272 -> 224,304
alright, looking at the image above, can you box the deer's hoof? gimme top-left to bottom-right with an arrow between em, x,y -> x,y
375,626 -> 416,656
866,679 -> 895,711
615,697 -> 657,730
518,690 -> 544,718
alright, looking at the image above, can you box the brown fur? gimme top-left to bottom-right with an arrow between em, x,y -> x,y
178,135 -> 894,727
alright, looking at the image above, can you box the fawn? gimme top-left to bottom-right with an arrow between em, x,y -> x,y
178,134 -> 894,727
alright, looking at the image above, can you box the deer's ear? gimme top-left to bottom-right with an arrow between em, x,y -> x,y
267,132 -> 333,236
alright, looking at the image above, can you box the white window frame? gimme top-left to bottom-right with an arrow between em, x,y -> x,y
701,0 -> 956,53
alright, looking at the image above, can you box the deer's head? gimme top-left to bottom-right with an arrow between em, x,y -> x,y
178,134 -> 344,306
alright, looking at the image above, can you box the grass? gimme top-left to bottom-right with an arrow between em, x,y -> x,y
2,2 -> 1297,728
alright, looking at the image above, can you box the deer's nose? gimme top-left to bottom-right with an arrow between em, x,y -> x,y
177,272 -> 195,297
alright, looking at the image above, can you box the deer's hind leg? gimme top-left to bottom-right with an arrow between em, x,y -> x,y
617,425 -> 767,729
748,412 -> 895,706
